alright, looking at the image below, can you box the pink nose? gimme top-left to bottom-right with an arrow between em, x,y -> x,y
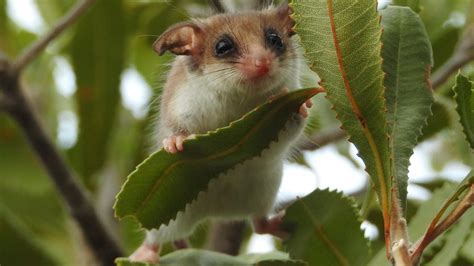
253,58 -> 271,76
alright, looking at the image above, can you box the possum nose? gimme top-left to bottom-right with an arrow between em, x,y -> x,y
254,58 -> 271,76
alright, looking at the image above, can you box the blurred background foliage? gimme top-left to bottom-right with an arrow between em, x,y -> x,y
0,0 -> 473,265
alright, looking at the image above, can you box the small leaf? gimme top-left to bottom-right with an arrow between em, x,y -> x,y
453,72 -> 474,149
282,189 -> 370,266
114,89 -> 319,229
381,6 -> 434,212
291,0 -> 392,236
69,0 -> 127,188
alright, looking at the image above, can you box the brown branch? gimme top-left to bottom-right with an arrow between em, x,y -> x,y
12,0 -> 96,73
431,25 -> 474,89
0,0 -> 124,264
0,65 -> 123,265
410,185 -> 474,264
299,128 -> 346,151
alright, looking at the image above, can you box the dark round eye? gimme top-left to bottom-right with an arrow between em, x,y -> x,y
215,37 -> 235,57
265,29 -> 285,53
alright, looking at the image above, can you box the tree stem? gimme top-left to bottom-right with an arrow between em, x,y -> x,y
12,0 -> 97,73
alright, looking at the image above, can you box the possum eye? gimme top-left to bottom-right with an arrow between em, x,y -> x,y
214,35 -> 236,57
265,28 -> 285,54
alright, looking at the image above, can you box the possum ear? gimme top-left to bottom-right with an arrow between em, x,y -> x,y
153,22 -> 204,56
276,3 -> 296,36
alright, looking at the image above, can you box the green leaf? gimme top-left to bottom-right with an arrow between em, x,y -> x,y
282,189 -> 369,266
381,6 -> 434,212
114,88 -> 319,229
0,203 -> 58,266
420,100 -> 452,141
291,0 -> 391,231
425,210 -> 474,266
115,249 -> 305,266
70,0 -> 127,188
431,26 -> 460,71
392,0 -> 421,13
453,72 -> 474,149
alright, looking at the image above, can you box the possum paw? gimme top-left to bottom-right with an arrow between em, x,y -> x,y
163,134 -> 194,153
129,243 -> 160,263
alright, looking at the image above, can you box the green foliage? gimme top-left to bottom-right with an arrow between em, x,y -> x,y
115,249 -> 305,266
381,6 -> 434,212
453,73 -> 474,149
0,203 -> 58,266
392,0 -> 421,13
282,189 -> 369,266
2,0 -> 474,265
114,88 -> 318,229
70,0 -> 127,188
291,0 -> 391,227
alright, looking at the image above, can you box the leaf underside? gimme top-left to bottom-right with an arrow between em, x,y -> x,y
282,189 -> 370,266
381,6 -> 434,212
453,73 -> 474,149
114,88 -> 318,229
291,0 -> 391,226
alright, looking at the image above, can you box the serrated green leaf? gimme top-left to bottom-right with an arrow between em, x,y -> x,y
69,0 -> 126,188
425,210 -> 474,266
291,0 -> 391,233
114,88 -> 318,229
420,100 -> 451,141
453,72 -> 474,149
282,189 -> 369,266
381,6 -> 434,212
115,249 -> 305,266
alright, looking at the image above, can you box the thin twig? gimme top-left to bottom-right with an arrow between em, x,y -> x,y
410,185 -> 474,264
209,0 -> 225,13
0,66 -> 124,264
431,25 -> 474,89
299,128 -> 346,151
12,0 -> 96,73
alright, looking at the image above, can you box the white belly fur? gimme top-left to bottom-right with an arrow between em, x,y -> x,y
148,114 -> 304,243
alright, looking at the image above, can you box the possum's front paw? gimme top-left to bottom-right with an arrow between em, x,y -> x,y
162,134 -> 195,153
298,99 -> 313,118
129,243 -> 160,263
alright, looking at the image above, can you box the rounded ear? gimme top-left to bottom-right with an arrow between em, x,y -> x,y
276,4 -> 296,36
153,22 -> 204,56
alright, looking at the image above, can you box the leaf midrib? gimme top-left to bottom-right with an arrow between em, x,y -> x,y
326,0 -> 390,226
133,91 -> 312,218
298,198 -> 349,266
